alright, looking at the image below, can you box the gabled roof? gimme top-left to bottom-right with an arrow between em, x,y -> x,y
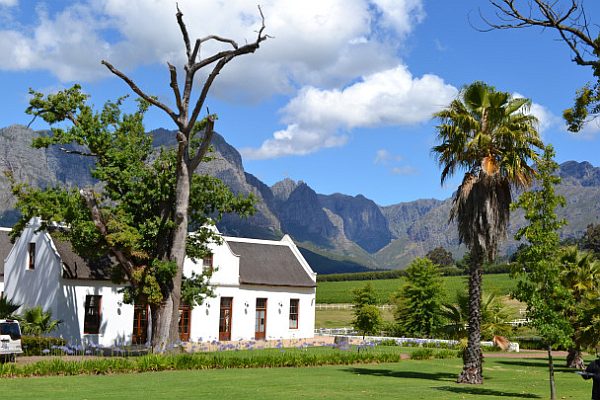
51,236 -> 113,280
225,239 -> 316,288
0,229 -> 12,277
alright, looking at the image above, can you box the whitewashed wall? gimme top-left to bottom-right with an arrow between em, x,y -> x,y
4,220 -> 63,319
57,281 -> 134,347
190,285 -> 315,342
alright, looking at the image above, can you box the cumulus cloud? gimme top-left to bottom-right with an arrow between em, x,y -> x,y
242,65 -> 457,159
0,0 -> 425,96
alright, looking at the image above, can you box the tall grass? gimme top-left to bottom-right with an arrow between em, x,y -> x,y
0,346 -> 461,378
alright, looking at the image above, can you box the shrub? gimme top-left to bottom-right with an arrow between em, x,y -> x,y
21,336 -> 67,356
410,348 -> 434,360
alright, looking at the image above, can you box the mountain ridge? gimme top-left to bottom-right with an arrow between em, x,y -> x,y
1,124 -> 599,273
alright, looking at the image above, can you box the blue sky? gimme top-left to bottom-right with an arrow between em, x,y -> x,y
0,0 -> 599,206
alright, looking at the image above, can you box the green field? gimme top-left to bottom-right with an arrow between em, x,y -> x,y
316,273 -> 516,304
0,355 -> 591,399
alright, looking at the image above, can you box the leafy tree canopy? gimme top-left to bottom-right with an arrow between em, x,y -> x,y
9,86 -> 255,311
393,257 -> 445,338
425,246 -> 455,268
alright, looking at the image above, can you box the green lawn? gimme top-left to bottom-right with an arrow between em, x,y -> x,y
316,273 -> 516,304
316,308 -> 395,329
0,355 -> 591,399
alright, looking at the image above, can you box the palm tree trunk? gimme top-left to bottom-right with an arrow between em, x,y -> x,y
457,246 -> 484,384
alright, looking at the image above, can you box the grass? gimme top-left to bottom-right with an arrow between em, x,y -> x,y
316,308 -> 395,329
0,355 -> 592,399
316,273 -> 516,304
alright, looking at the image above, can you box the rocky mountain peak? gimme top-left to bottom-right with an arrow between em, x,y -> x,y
558,160 -> 600,187
272,178 -> 303,202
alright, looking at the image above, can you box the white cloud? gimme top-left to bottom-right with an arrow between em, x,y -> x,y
391,166 -> 417,175
574,118 -> 600,139
0,0 -> 425,97
512,92 -> 561,134
374,149 -> 402,164
242,65 -> 457,159
0,0 -> 17,7
374,149 -> 391,164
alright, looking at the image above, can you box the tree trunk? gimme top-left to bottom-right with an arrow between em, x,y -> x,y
566,346 -> 585,369
548,345 -> 556,400
457,247 -> 484,384
167,141 -> 192,343
150,301 -> 174,352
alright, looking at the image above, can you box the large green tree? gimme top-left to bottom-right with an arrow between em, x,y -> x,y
432,81 -> 543,384
484,0 -> 600,132
512,145 -> 572,400
393,257 -> 445,338
17,6 -> 268,351
10,87 -> 254,350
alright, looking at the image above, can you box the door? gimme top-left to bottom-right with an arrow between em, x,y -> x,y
178,304 -> 191,342
255,298 -> 267,340
219,297 -> 233,341
132,304 -> 148,345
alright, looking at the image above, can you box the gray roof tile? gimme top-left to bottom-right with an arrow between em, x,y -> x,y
226,240 -> 315,288
52,237 -> 113,280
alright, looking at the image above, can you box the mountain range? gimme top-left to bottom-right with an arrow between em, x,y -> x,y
1,124 -> 599,274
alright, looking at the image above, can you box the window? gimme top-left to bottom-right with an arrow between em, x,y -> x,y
83,295 -> 102,334
178,303 -> 191,342
255,298 -> 267,340
289,299 -> 299,329
203,254 -> 214,273
28,242 -> 36,270
132,303 -> 148,345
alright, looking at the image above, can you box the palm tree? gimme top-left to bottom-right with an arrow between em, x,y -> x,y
558,247 -> 600,368
0,295 -> 21,319
432,81 -> 543,384
20,307 -> 61,335
438,292 -> 514,341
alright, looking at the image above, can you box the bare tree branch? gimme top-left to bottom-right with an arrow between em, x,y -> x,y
101,60 -> 180,124
167,62 -> 183,115
176,3 -> 192,61
80,189 -> 135,282
189,115 -> 215,172
482,0 -> 600,67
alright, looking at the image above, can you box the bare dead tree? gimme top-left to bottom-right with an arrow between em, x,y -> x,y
480,1 -> 600,132
482,1 -> 599,67
101,5 -> 268,350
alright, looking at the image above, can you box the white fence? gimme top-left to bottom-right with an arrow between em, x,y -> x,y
313,331 -> 520,352
316,303 -> 394,311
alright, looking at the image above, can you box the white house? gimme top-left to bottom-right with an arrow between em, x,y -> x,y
2,219 -> 317,347
0,227 -> 12,294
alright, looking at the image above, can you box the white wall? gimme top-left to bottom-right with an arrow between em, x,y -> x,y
4,220 -> 63,319
190,285 -> 315,342
57,281 -> 134,347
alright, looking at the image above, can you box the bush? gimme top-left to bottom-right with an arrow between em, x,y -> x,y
410,348 -> 434,360
0,347 -> 407,377
21,336 -> 67,356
